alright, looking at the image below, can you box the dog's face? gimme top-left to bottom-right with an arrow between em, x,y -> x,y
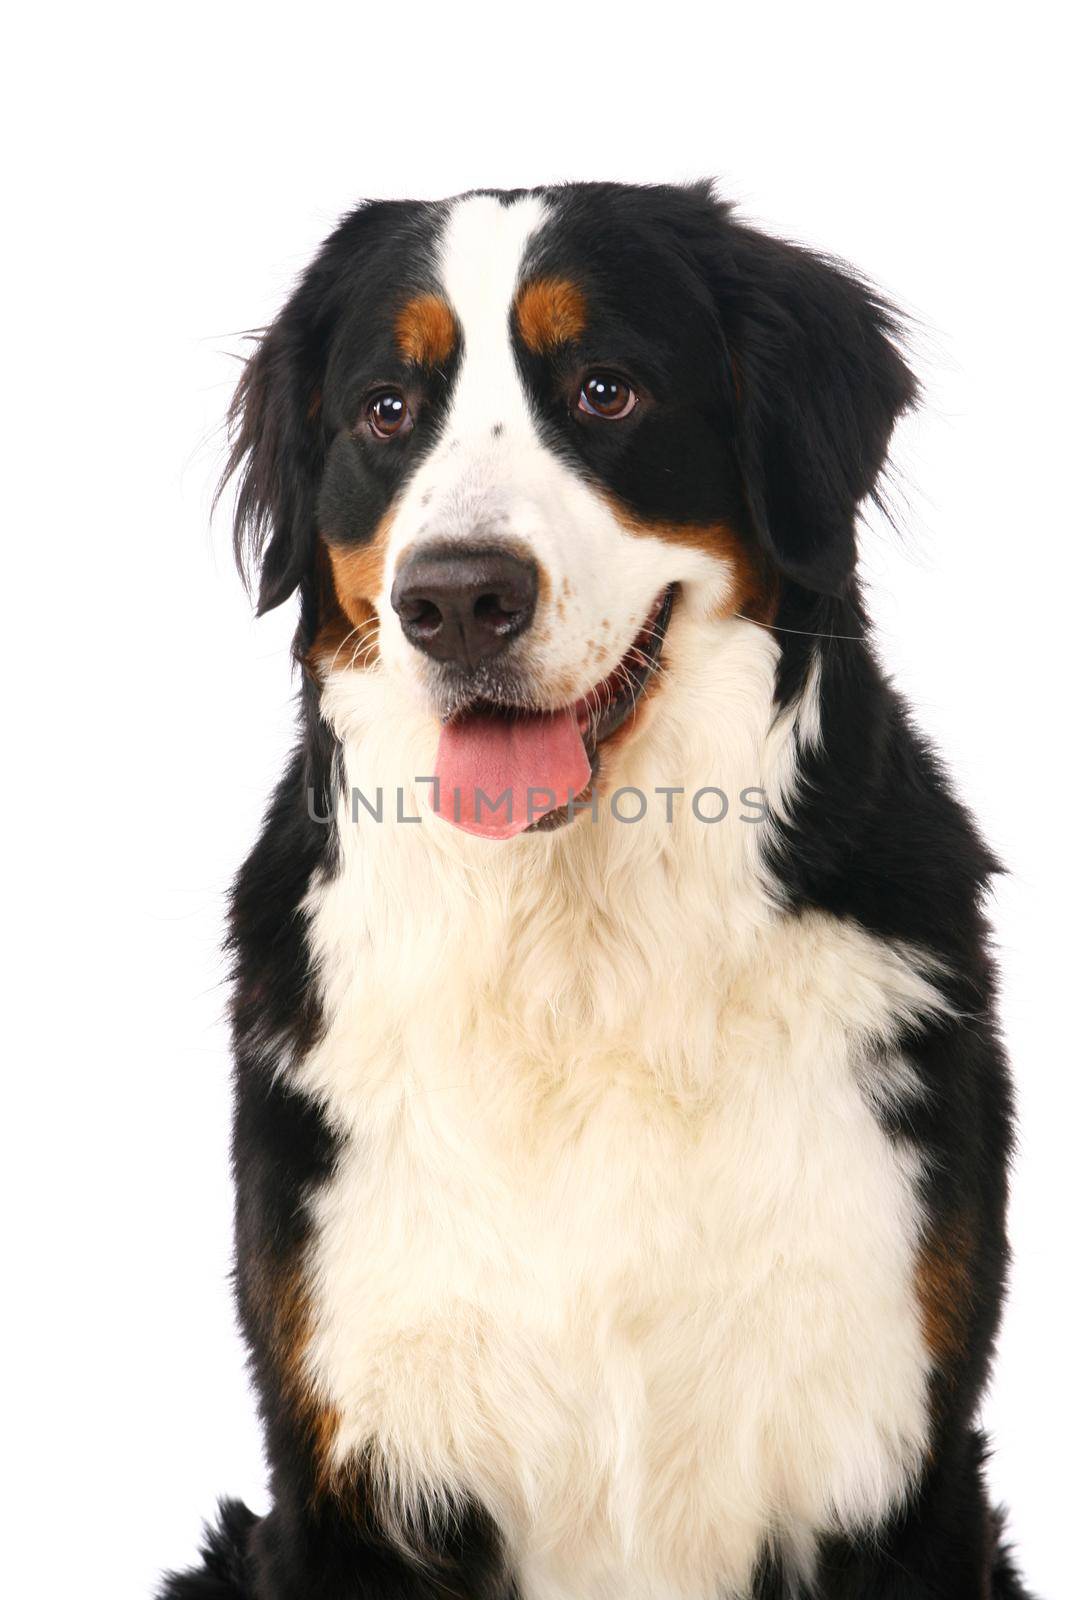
228,183 -> 913,836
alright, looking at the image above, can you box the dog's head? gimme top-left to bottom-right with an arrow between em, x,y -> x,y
225,183 -> 913,837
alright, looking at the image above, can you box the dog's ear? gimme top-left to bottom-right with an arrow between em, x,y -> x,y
220,304 -> 329,617
220,201 -> 402,615
716,223 -> 917,596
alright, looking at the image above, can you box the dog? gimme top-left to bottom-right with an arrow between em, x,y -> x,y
161,182 -> 1034,1598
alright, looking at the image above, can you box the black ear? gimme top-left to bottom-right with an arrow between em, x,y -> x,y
219,200 -> 404,615
717,223 -> 917,595
220,307 -> 328,617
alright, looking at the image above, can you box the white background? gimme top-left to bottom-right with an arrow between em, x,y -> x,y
5,4 -> 1063,1594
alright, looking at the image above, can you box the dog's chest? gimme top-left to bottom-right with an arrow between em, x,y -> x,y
296,872 -> 935,1599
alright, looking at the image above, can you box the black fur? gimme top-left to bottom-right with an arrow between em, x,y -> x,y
162,182 -> 1036,1597
161,1500 -> 258,1598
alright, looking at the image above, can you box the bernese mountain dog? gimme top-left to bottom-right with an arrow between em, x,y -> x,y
161,182 -> 1035,1598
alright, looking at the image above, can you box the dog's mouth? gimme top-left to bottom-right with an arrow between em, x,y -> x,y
576,584 -> 675,751
431,585 -> 675,840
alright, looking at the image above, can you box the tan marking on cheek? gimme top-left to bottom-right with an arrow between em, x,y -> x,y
310,603 -> 379,676
308,518 -> 392,677
917,1212 -> 975,1375
328,532 -> 389,623
611,505 -> 778,623
395,294 -> 456,368
515,278 -> 587,353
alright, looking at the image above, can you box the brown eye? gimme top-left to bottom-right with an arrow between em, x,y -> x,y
367,391 -> 410,438
578,373 -> 637,419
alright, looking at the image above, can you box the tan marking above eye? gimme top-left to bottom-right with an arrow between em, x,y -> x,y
515,277 -> 587,353
395,294 -> 456,368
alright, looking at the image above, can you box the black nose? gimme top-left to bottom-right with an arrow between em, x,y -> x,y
390,545 -> 539,669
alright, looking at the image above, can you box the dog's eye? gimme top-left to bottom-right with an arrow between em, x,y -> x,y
578,374 -> 637,420
367,391 -> 411,439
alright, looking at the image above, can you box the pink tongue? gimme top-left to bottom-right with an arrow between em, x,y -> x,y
434,707 -> 591,839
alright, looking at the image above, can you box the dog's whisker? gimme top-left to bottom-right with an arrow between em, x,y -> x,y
327,623 -> 364,676
736,612 -> 863,643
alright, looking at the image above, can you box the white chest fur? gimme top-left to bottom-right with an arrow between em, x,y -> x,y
295,621 -> 942,1599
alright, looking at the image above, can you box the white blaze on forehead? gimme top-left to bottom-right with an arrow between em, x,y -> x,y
436,193 -> 548,438
373,189 -> 743,716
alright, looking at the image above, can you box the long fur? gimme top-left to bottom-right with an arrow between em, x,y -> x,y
161,182 -> 1036,1599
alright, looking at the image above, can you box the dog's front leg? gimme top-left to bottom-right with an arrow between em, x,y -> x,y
804,1437 -> 1032,1598
250,1490 -> 517,1600
160,1487 -> 518,1600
